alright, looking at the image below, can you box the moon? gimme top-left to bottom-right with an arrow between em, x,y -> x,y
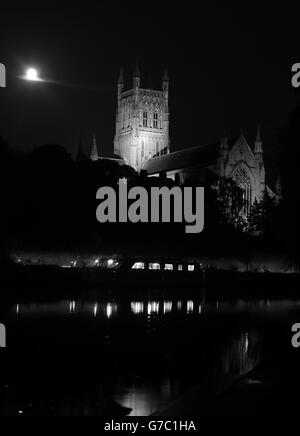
25,68 -> 39,81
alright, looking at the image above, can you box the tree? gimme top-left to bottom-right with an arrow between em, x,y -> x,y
248,199 -> 263,235
247,190 -> 277,236
210,176 -> 247,231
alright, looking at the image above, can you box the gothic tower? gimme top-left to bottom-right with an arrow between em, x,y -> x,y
114,65 -> 170,171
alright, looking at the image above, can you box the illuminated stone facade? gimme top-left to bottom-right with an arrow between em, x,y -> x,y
145,130 -> 267,212
114,65 -> 170,171
113,66 -> 268,213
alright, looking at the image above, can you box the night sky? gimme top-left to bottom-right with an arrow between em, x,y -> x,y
0,2 -> 299,169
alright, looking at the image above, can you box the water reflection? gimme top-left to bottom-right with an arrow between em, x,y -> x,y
222,331 -> 261,376
130,299 -> 201,316
131,302 -> 144,315
163,301 -> 172,314
147,301 -> 159,315
69,300 -> 76,314
114,330 -> 262,416
13,298 -> 300,320
113,376 -> 180,417
187,300 -> 194,314
14,301 -> 118,319
6,298 -> 300,416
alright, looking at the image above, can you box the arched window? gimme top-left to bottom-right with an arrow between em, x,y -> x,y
153,112 -> 158,128
127,106 -> 131,127
143,111 -> 148,127
125,105 -> 128,127
122,104 -> 125,129
231,165 -> 253,216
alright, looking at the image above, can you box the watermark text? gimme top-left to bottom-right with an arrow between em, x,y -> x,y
292,323 -> 300,348
291,63 -> 300,88
0,63 -> 6,87
96,183 -> 204,234
0,323 -> 6,348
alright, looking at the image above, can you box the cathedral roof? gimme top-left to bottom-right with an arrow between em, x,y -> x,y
145,138 -> 238,175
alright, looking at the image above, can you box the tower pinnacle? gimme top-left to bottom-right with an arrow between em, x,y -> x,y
254,124 -> 263,154
163,68 -> 169,82
118,67 -> 125,99
221,130 -> 228,149
90,132 -> 99,161
118,67 -> 124,84
134,61 -> 140,78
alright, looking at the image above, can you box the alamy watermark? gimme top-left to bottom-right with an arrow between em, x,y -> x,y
0,63 -> 6,87
291,324 -> 300,348
291,63 -> 300,88
0,323 -> 6,348
96,183 -> 205,234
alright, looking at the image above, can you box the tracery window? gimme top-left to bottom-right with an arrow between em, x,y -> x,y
122,104 -> 125,129
232,166 -> 253,216
153,111 -> 158,128
143,111 -> 148,127
127,106 -> 131,127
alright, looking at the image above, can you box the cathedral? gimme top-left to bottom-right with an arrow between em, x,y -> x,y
90,65 -> 273,214
145,128 -> 267,215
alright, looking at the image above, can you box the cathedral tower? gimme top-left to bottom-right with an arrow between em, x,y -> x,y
114,65 -> 170,171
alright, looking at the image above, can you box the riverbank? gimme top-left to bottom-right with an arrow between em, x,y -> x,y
1,263 -> 300,303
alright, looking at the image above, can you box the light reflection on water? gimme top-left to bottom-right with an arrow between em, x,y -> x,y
14,301 -> 119,319
113,376 -> 181,417
14,299 -> 198,317
112,330 -> 261,416
222,331 -> 260,376
5,298 -> 300,416
13,298 -> 300,319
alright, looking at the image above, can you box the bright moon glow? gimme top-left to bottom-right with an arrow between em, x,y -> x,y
25,68 -> 39,81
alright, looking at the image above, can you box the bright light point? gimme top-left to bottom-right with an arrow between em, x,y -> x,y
25,68 -> 39,81
106,303 -> 112,318
107,259 -> 114,267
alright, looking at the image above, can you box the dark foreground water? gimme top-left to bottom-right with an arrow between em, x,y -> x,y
0,291 -> 300,416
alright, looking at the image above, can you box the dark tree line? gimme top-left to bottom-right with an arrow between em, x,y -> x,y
1,107 -> 299,262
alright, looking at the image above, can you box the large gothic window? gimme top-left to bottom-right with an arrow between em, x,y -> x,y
127,106 -> 131,128
143,111 -> 148,127
231,165 -> 253,216
125,105 -> 128,128
122,104 -> 125,129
